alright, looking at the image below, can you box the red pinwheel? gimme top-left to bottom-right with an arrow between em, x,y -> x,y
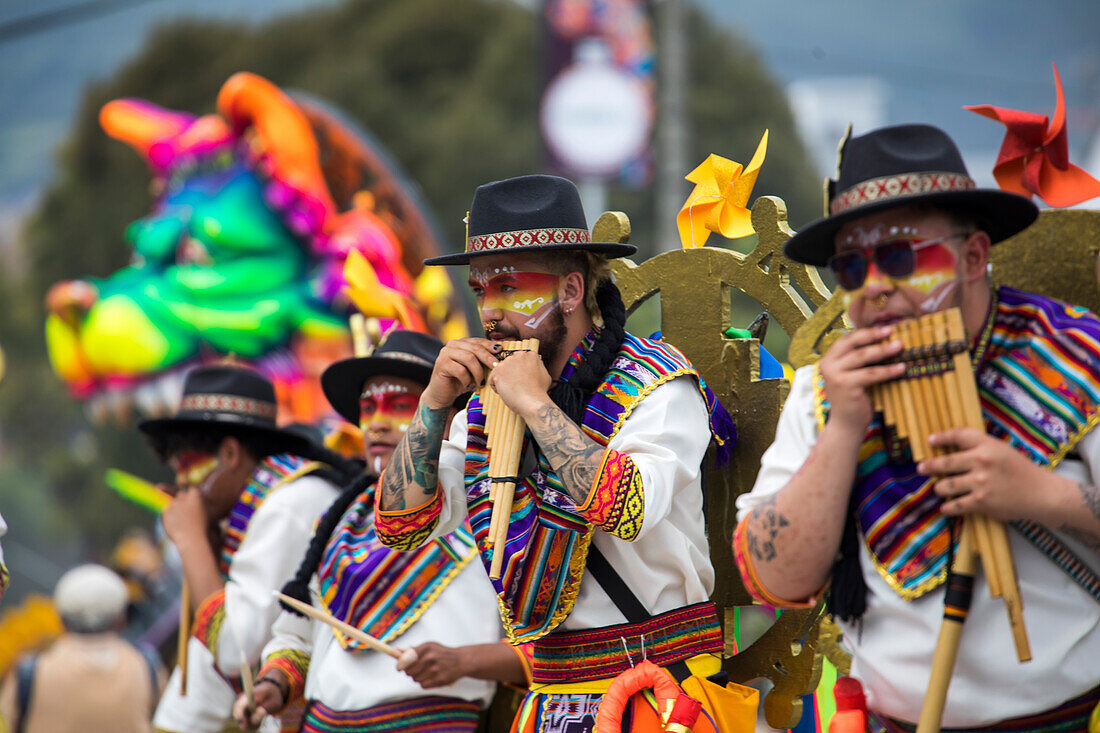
965,63 -> 1100,207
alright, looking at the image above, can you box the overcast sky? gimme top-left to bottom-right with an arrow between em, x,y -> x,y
1,0 -> 1097,209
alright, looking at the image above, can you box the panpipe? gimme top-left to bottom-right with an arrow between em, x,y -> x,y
869,309 -> 1029,733
480,338 -> 539,581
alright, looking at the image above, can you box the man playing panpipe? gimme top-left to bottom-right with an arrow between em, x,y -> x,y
375,175 -> 738,733
734,124 -> 1100,729
233,330 -> 527,732
140,365 -> 344,732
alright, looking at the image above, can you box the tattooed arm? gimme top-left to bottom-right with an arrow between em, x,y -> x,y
734,365 -> 870,602
379,337 -> 502,513
523,400 -> 605,504
378,400 -> 452,512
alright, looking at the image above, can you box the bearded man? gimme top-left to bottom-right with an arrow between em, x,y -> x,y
735,124 -> 1100,730
374,175 -> 738,733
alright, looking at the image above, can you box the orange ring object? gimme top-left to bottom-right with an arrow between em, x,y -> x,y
594,660 -> 684,733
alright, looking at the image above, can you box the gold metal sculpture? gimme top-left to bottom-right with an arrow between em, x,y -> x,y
605,196 -> 833,727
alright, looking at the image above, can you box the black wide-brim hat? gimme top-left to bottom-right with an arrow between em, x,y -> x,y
321,330 -> 443,424
424,174 -> 637,266
784,124 -> 1039,267
138,364 -> 310,453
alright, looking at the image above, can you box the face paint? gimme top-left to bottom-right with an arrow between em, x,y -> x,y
169,451 -> 220,491
838,223 -> 962,313
468,268 -> 561,329
905,240 -> 960,312
359,382 -> 418,437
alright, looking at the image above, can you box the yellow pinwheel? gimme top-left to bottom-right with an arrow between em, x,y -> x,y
342,249 -> 426,331
677,130 -> 768,248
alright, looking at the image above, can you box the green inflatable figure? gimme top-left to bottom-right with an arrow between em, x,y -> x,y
45,72 -> 465,426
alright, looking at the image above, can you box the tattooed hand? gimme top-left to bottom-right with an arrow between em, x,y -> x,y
488,349 -> 552,420
423,338 -> 501,410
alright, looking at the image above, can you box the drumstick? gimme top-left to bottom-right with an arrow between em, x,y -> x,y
274,593 -> 419,670
177,579 -> 191,695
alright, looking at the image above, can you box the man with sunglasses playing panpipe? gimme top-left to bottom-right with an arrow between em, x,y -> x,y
373,175 -> 742,733
734,124 -> 1100,730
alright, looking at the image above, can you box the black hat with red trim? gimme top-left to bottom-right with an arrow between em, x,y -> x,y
321,330 -> 443,425
138,364 -> 308,452
784,124 -> 1039,267
424,174 -> 637,266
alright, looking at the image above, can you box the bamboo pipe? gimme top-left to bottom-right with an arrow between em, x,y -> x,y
486,338 -> 538,580
916,520 -> 978,733
275,592 -> 419,669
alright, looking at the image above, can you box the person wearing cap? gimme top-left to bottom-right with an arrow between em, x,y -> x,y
0,564 -> 165,733
374,175 -> 735,732
231,330 -> 526,732
735,124 -> 1100,728
140,364 -> 344,733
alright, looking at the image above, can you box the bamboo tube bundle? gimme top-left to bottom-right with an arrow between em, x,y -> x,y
868,308 -> 1030,733
480,338 -> 539,581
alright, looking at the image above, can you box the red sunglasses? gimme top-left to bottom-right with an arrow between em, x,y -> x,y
827,232 -> 971,291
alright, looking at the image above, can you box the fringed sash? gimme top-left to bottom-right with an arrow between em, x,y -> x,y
220,453 -> 319,576
815,288 -> 1100,599
317,485 -> 477,647
465,331 -> 732,643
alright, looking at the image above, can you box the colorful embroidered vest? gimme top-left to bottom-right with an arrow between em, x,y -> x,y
814,288 -> 1100,599
220,453 -> 321,576
464,331 -> 732,643
317,484 -> 477,648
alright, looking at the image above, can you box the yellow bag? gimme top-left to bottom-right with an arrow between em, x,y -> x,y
679,675 -> 758,732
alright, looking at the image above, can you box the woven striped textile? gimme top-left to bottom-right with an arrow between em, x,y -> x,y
300,696 -> 480,732
317,485 -> 477,647
531,602 -> 723,684
220,453 -> 317,576
463,330 -> 728,643
814,288 -> 1100,600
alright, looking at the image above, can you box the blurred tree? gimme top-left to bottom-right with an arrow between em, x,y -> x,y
3,0 -> 817,575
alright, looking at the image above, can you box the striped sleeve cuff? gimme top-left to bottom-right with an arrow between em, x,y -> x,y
259,649 -> 310,708
192,588 -> 226,652
732,512 -> 816,609
577,448 -> 645,541
374,474 -> 444,551
508,641 -> 534,690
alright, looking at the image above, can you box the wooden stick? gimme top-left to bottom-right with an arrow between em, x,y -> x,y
275,592 -> 418,669
917,520 -> 978,733
178,579 -> 190,696
240,657 -> 255,714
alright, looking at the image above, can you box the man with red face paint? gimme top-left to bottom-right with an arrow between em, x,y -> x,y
139,365 -> 344,733
736,124 -> 1100,729
374,175 -> 739,733
235,330 -> 526,732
